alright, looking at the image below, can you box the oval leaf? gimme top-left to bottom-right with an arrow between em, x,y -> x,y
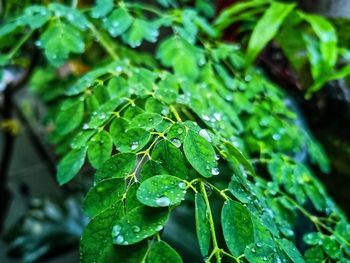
183,130 -> 218,178
111,206 -> 169,245
137,175 -> 187,207
221,201 -> 255,257
87,130 -> 113,169
147,241 -> 183,263
195,193 -> 211,257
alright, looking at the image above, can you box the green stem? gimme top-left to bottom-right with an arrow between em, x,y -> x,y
7,30 -> 34,60
200,181 -> 221,263
88,22 -> 119,60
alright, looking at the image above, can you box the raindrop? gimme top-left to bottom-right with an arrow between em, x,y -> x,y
198,56 -> 206,66
244,75 -> 252,82
202,115 -> 210,121
112,225 -> 121,236
199,129 -> 212,143
272,134 -> 281,141
262,256 -> 267,261
115,66 -> 123,72
213,112 -> 222,121
211,167 -> 220,176
214,154 -> 220,161
132,226 -> 140,233
82,123 -> 89,130
123,241 -> 129,245
256,242 -> 262,248
251,248 -> 256,253
130,141 -> 139,150
178,182 -> 186,189
155,225 -> 163,231
155,196 -> 170,207
171,138 -> 181,148
35,40 -> 42,47
114,235 -> 124,244
177,127 -> 184,134
98,113 -> 106,120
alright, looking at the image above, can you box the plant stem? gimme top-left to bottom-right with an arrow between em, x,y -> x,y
7,30 -> 34,60
88,22 -> 119,60
200,181 -> 221,263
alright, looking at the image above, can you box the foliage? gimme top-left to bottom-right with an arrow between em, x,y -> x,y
1,0 -> 350,262
215,0 -> 350,96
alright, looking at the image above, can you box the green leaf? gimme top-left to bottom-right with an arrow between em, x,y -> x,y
228,179 -> 250,203
40,21 -> 85,66
224,141 -> 256,176
151,140 -> 188,179
95,153 -> 136,182
246,2 -> 295,65
111,206 -> 169,245
147,241 -> 183,263
278,238 -> 305,263
195,193 -> 210,257
221,201 -> 254,257
122,19 -> 159,48
57,147 -> 87,185
157,36 -> 203,80
109,117 -> 129,146
130,113 -> 163,130
71,130 -> 96,149
19,5 -> 51,29
140,160 -> 168,182
244,242 -> 275,263
56,100 -> 84,135
91,0 -> 114,18
48,3 -> 88,30
87,130 -> 113,169
117,128 -> 151,153
322,236 -> 340,259
88,98 -> 122,129
183,130 -> 218,178
304,246 -> 324,263
104,7 -> 133,37
299,12 -> 337,73
83,178 -> 125,217
81,204 -> 149,263
137,175 -> 186,207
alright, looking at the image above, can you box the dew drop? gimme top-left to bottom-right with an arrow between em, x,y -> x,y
256,242 -> 262,248
272,134 -> 281,141
244,75 -> 252,82
199,129 -> 212,142
155,196 -> 170,207
114,235 -> 124,244
115,66 -> 123,72
112,225 -> 121,236
262,256 -> 267,261
130,141 -> 139,150
35,40 -> 42,47
82,123 -> 89,130
201,115 -> 210,121
98,113 -> 106,120
251,248 -> 256,253
132,226 -> 140,233
155,225 -> 163,231
211,167 -> 220,176
178,182 -> 186,189
177,127 -> 184,134
171,138 -> 181,148
214,154 -> 220,161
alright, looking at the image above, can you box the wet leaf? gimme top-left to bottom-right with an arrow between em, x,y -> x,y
87,130 -> 113,169
147,241 -> 183,263
137,175 -> 186,207
195,193 -> 210,257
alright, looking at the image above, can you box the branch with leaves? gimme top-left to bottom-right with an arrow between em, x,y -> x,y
1,0 -> 350,262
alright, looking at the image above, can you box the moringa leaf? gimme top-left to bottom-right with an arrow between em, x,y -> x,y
111,206 -> 169,245
136,175 -> 187,207
246,2 -> 295,65
87,130 -> 113,169
183,130 -> 218,178
195,193 -> 210,257
91,0 -> 114,18
83,178 -> 125,218
94,153 -> 136,182
221,201 -> 255,257
56,100 -> 84,135
117,128 -> 151,153
147,241 -> 183,263
57,147 -> 87,185
104,7 -> 133,37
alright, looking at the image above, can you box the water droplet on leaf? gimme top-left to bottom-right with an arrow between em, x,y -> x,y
155,196 -> 170,207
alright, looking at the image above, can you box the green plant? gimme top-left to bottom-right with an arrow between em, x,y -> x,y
215,0 -> 350,96
1,0 -> 350,262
